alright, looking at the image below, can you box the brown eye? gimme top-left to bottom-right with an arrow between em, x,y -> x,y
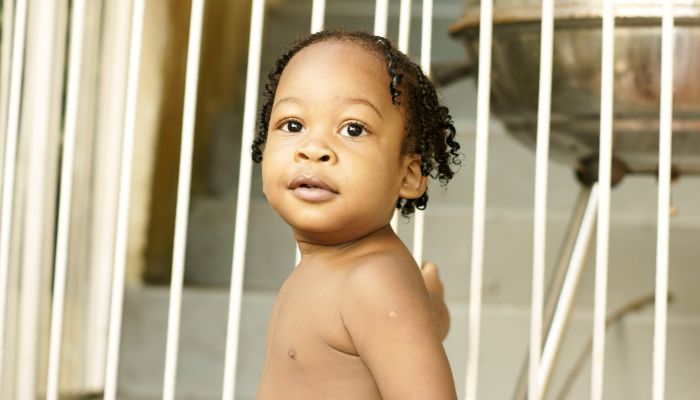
341,122 -> 366,138
281,120 -> 304,133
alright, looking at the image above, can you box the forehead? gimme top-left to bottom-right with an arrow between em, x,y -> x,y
277,40 -> 392,104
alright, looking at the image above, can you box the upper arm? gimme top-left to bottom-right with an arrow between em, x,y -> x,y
341,259 -> 457,400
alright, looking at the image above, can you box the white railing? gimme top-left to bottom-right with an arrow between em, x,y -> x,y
104,0 -> 146,398
465,0 -> 492,398
0,1 -> 28,394
653,3 -> 675,399
528,0 -> 554,398
46,1 -> 88,398
162,1 -> 206,399
0,0 -> 680,399
590,2 -> 615,398
222,0 -> 266,398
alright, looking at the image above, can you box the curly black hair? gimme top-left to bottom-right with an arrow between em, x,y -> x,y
252,30 -> 461,216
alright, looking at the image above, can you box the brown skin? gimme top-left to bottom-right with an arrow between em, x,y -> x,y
422,261 -> 451,341
257,40 -> 457,400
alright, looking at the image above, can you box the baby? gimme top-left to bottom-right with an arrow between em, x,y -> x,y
252,30 -> 461,399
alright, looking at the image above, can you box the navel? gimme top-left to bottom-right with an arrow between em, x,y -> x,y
288,348 -> 296,360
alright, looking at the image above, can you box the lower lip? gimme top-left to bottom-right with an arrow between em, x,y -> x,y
292,187 -> 338,202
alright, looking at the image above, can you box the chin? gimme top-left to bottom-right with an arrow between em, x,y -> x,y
269,200 -> 393,244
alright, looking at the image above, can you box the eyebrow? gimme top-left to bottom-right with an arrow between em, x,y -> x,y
273,96 -> 301,110
273,96 -> 384,120
341,97 -> 384,120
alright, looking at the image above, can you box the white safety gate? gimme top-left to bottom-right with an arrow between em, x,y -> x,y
0,0 -> 682,399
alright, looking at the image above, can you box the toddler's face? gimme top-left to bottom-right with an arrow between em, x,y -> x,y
261,40 -> 421,244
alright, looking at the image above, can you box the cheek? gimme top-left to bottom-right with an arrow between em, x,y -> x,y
260,145 -> 289,201
260,156 -> 274,197
351,154 -> 402,196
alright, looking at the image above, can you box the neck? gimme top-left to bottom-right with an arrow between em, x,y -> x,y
295,224 -> 395,261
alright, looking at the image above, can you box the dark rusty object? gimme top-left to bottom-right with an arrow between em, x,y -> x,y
446,0 -> 700,183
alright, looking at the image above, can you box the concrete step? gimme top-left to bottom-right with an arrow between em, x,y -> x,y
118,285 -> 700,399
119,287 -> 274,400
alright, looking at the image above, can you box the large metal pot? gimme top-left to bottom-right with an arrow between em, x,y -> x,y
449,0 -> 700,180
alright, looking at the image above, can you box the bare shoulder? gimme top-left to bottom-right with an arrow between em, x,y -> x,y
340,249 -> 435,346
339,249 -> 457,399
343,250 -> 427,308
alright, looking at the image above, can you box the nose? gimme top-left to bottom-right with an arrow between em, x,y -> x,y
294,139 -> 337,164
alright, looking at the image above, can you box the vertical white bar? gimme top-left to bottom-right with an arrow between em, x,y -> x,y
412,212 -> 425,265
653,3 -> 674,400
310,0 -> 325,33
390,0 -> 413,235
390,211 -> 399,232
374,0 -> 389,37
419,0 -> 433,76
0,3 -> 17,392
0,0 -> 28,390
537,184 -> 599,392
0,0 -> 14,169
222,1 -> 265,398
103,0 -> 146,398
17,0 -> 67,396
529,0 -> 554,398
412,0 -> 433,266
591,1 -> 615,399
46,1 -> 88,398
465,0 -> 493,399
83,1 -> 133,389
398,0 -> 412,52
162,1 -> 206,399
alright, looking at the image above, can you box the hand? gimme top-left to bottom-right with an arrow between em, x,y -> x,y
421,262 -> 450,341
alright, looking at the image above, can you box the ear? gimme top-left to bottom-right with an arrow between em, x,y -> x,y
399,155 -> 428,200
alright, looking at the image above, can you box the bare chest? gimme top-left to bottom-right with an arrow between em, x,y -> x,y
257,268 -> 382,399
